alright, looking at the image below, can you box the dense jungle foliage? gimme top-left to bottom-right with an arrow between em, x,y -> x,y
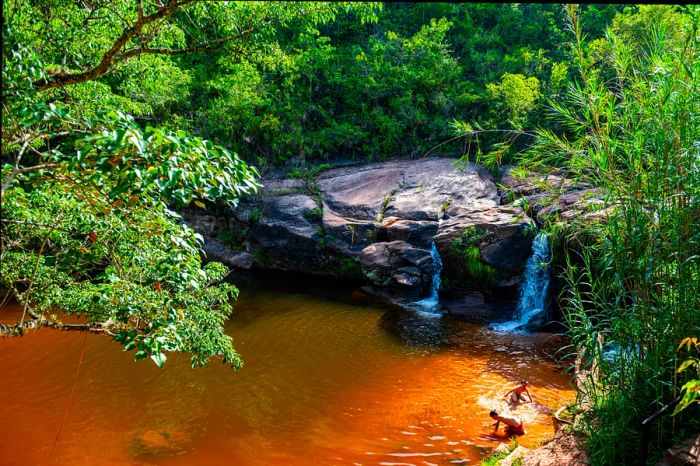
1,2 -> 699,464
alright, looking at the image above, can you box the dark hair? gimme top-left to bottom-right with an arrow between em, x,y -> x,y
520,379 -> 528,385
490,410 -> 498,417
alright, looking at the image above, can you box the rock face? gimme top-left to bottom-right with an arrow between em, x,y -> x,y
499,166 -> 607,223
359,241 -> 437,301
517,431 -> 589,466
655,433 -> 700,466
183,158 -> 538,318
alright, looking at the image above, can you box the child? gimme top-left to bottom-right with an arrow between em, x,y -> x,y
489,409 -> 525,436
503,379 -> 533,405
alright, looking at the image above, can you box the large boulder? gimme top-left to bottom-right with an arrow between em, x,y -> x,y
317,159 -> 497,222
359,241 -> 437,301
183,158 -> 538,312
246,193 -> 328,273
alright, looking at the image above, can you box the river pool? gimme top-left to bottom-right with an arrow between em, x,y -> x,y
0,284 -> 573,465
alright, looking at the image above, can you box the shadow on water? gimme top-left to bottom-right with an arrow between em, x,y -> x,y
234,269 -> 459,350
379,307 -> 452,349
229,269 -> 377,307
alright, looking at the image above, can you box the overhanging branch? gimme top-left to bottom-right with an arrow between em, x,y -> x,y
36,0 -> 196,91
0,317 -> 113,337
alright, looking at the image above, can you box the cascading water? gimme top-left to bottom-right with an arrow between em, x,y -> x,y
494,232 -> 551,332
413,241 -> 443,314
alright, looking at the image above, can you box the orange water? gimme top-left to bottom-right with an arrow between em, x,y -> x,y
0,287 -> 573,465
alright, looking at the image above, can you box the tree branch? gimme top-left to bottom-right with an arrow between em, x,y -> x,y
0,317 -> 113,337
36,0 -> 195,91
114,27 -> 256,60
1,163 -> 60,198
0,218 -> 79,233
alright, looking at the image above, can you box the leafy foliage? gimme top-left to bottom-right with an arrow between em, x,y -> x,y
1,2 -> 380,368
511,5 -> 700,463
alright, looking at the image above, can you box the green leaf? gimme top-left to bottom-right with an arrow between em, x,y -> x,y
150,352 -> 167,368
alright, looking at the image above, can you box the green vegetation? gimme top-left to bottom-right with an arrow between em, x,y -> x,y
479,439 -> 519,466
470,5 -> 700,464
218,228 -> 248,251
336,257 -> 363,280
0,1 -> 376,368
288,163 -> 333,181
303,207 -> 324,222
451,227 -> 498,285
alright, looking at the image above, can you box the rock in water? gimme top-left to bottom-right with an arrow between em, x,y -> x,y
130,428 -> 191,457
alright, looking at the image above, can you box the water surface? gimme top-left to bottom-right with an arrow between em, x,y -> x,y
0,286 -> 573,465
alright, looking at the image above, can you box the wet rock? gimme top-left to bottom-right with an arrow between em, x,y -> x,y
359,241 -> 436,301
130,429 -> 191,457
435,206 -> 532,294
441,292 -> 514,322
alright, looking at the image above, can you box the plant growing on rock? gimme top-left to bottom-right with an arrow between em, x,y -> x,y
450,227 -> 498,285
303,207 -> 324,222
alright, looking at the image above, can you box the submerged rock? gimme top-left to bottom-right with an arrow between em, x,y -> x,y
130,428 -> 191,458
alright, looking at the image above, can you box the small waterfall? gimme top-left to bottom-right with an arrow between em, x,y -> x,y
413,241 -> 443,315
494,232 -> 551,332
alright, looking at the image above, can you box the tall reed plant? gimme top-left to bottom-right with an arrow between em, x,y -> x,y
517,5 -> 700,464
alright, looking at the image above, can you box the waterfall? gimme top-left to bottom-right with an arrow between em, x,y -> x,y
494,232 -> 551,332
413,241 -> 443,315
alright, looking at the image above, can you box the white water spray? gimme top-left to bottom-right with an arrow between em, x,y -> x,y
494,232 -> 551,332
413,241 -> 443,314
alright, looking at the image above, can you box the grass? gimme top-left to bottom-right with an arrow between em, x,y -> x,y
479,439 -> 520,466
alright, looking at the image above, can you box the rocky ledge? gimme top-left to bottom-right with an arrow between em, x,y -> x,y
182,158 -> 593,320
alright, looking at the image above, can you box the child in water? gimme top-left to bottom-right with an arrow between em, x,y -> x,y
503,379 -> 533,405
489,409 -> 525,436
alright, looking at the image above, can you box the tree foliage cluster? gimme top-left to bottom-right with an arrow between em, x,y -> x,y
180,3 -> 623,164
5,3 -> 625,168
1,1 -> 377,367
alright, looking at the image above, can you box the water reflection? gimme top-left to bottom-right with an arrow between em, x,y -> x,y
0,285 -> 573,466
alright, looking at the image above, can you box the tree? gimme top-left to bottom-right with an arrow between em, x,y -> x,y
486,72 -> 541,129
1,1 -> 379,368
